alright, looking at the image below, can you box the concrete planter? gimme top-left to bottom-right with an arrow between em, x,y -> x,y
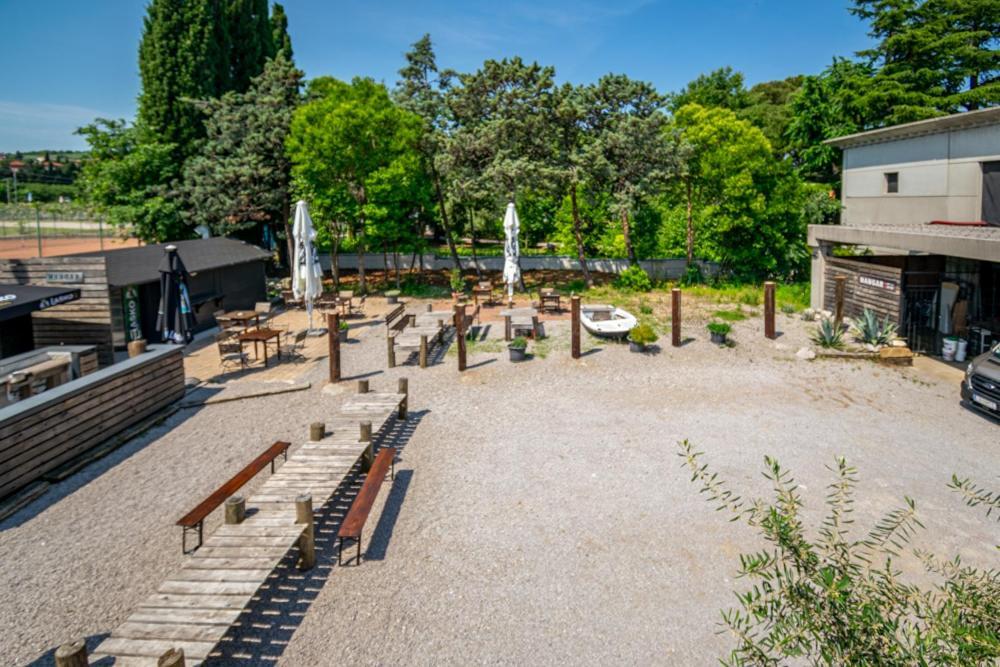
508,345 -> 527,362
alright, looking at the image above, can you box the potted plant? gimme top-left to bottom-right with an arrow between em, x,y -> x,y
707,321 -> 731,345
449,268 -> 464,301
385,289 -> 400,305
628,323 -> 658,352
338,319 -> 349,342
508,336 -> 528,362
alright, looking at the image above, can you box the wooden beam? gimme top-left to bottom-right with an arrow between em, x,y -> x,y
571,295 -> 581,359
327,312 -> 340,382
671,289 -> 681,348
764,282 -> 776,339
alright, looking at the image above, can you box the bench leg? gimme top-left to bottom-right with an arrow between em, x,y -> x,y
181,522 -> 204,555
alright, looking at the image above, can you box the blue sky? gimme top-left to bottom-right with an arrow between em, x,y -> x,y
0,1 -> 872,151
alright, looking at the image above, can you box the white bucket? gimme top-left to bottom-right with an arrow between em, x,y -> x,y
942,336 -> 958,361
955,339 -> 968,362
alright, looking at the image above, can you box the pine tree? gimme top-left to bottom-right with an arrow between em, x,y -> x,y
226,0 -> 273,93
270,3 -> 293,60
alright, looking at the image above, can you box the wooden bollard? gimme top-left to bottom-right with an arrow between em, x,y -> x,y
295,494 -> 315,571
327,312 -> 340,382
454,305 -> 467,372
834,275 -> 846,325
357,379 -> 369,394
386,333 -> 396,368
419,335 -> 428,368
158,647 -> 185,667
224,495 -> 245,525
764,281 -> 776,339
671,289 -> 681,347
127,339 -> 147,358
54,640 -> 88,667
398,377 -> 408,420
360,421 -> 373,472
310,422 -> 325,441
571,295 -> 581,359
425,303 -> 433,312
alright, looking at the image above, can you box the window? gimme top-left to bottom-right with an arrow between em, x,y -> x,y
885,172 -> 899,194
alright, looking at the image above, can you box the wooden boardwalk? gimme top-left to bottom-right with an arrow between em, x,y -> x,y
92,390 -> 407,665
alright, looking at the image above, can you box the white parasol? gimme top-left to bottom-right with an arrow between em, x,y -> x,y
502,202 -> 521,302
292,200 -> 324,333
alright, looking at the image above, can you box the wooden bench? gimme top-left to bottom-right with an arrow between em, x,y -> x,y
338,446 -> 396,565
386,305 -> 448,368
176,440 -> 291,554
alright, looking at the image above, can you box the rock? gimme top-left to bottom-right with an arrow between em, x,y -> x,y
795,347 -> 816,361
879,346 -> 913,366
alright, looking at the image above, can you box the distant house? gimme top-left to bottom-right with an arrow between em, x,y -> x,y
809,107 -> 1000,355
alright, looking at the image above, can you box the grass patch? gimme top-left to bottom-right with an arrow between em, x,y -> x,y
712,308 -> 747,322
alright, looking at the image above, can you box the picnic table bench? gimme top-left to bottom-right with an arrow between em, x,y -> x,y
500,307 -> 541,340
176,440 -> 291,553
385,304 -> 449,368
338,446 -> 396,565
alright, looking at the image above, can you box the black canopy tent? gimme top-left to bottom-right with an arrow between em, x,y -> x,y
0,284 -> 81,322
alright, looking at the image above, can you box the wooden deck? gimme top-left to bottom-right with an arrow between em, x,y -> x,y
92,391 -> 407,665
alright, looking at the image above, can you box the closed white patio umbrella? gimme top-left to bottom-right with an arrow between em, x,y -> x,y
292,200 -> 325,334
502,202 -> 521,304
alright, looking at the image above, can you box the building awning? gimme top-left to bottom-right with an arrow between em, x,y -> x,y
0,284 -> 81,323
808,223 -> 1000,263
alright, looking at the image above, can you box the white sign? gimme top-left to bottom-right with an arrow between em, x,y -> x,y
46,271 -> 84,284
858,275 -> 898,293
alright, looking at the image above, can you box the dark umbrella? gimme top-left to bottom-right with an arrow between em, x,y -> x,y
155,245 -> 196,344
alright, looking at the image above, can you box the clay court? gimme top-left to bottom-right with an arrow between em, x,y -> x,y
0,235 -> 141,260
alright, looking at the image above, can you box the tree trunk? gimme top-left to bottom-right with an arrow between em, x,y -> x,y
329,221 -> 341,288
468,209 -> 482,279
283,195 -> 294,271
570,185 -> 593,288
393,245 -> 401,287
357,236 -> 366,293
621,207 -> 636,265
432,167 -> 462,271
382,242 -> 389,289
685,177 -> 694,266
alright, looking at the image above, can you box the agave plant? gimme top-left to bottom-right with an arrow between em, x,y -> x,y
812,317 -> 845,349
851,308 -> 898,346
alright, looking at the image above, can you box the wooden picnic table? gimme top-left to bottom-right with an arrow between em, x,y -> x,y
539,289 -> 561,313
238,328 -> 282,366
219,309 -> 260,330
473,283 -> 495,306
500,307 -> 540,340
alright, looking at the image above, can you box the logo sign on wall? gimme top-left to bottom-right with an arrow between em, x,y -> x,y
39,293 -> 79,309
122,285 -> 143,342
46,271 -> 85,284
858,275 -> 898,293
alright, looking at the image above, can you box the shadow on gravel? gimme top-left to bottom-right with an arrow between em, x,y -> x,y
200,409 -> 426,667
341,369 -> 383,382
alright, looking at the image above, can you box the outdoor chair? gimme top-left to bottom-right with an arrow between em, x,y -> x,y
254,301 -> 273,327
281,289 -> 303,309
285,329 -> 308,361
217,333 -> 248,372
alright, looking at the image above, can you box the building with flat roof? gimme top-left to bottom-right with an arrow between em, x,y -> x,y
809,107 -> 1000,356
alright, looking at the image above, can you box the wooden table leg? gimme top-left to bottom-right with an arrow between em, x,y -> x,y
263,341 -> 269,366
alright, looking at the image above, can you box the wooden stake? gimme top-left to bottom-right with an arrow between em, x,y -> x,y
157,648 -> 185,667
455,305 -> 467,371
357,379 -> 369,394
360,421 -> 373,472
386,333 -> 396,368
224,496 -> 245,525
419,335 -> 428,368
398,377 -> 408,420
834,275 -> 846,325
571,295 -> 581,359
764,281 -> 776,339
327,312 -> 340,383
127,339 -> 147,358
54,640 -> 88,667
671,289 -> 681,348
360,421 -> 372,442
295,494 -> 315,571
309,422 -> 325,441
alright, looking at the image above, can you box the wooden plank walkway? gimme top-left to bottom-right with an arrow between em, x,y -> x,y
92,391 -> 406,665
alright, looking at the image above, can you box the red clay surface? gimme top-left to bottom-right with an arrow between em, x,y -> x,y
0,236 -> 141,259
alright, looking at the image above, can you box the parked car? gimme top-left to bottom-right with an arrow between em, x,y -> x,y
961,342 -> 1000,419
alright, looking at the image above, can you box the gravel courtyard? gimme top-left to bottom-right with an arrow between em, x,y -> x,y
1,301 -> 997,665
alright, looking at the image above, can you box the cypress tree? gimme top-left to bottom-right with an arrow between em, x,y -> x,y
226,0 -> 273,93
270,3 -> 293,60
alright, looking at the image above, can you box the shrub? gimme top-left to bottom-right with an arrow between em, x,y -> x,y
628,322 -> 658,345
678,440 -> 1000,665
680,263 -> 703,286
712,309 -> 746,322
852,308 -> 897,346
614,265 -> 652,292
812,317 -> 846,349
780,303 -> 797,315
707,321 -> 731,336
339,320 -> 349,331
509,336 -> 528,350
449,268 -> 464,293
639,300 -> 653,315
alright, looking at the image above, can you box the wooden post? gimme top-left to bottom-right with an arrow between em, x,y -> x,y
419,335 -> 428,368
360,421 -> 373,472
386,333 -> 396,368
127,339 -> 147,358
54,640 -> 88,667
425,303 -> 432,312
309,422 -> 325,441
397,377 -> 408,420
157,648 -> 185,667
571,295 -> 581,359
671,289 -> 681,347
834,275 -> 846,325
504,314 -> 512,342
357,379 -> 369,394
224,495 -> 245,525
327,312 -> 340,383
764,281 -> 776,339
295,494 -> 315,571
455,305 -> 467,372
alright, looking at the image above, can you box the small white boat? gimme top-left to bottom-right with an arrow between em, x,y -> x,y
580,304 -> 637,339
